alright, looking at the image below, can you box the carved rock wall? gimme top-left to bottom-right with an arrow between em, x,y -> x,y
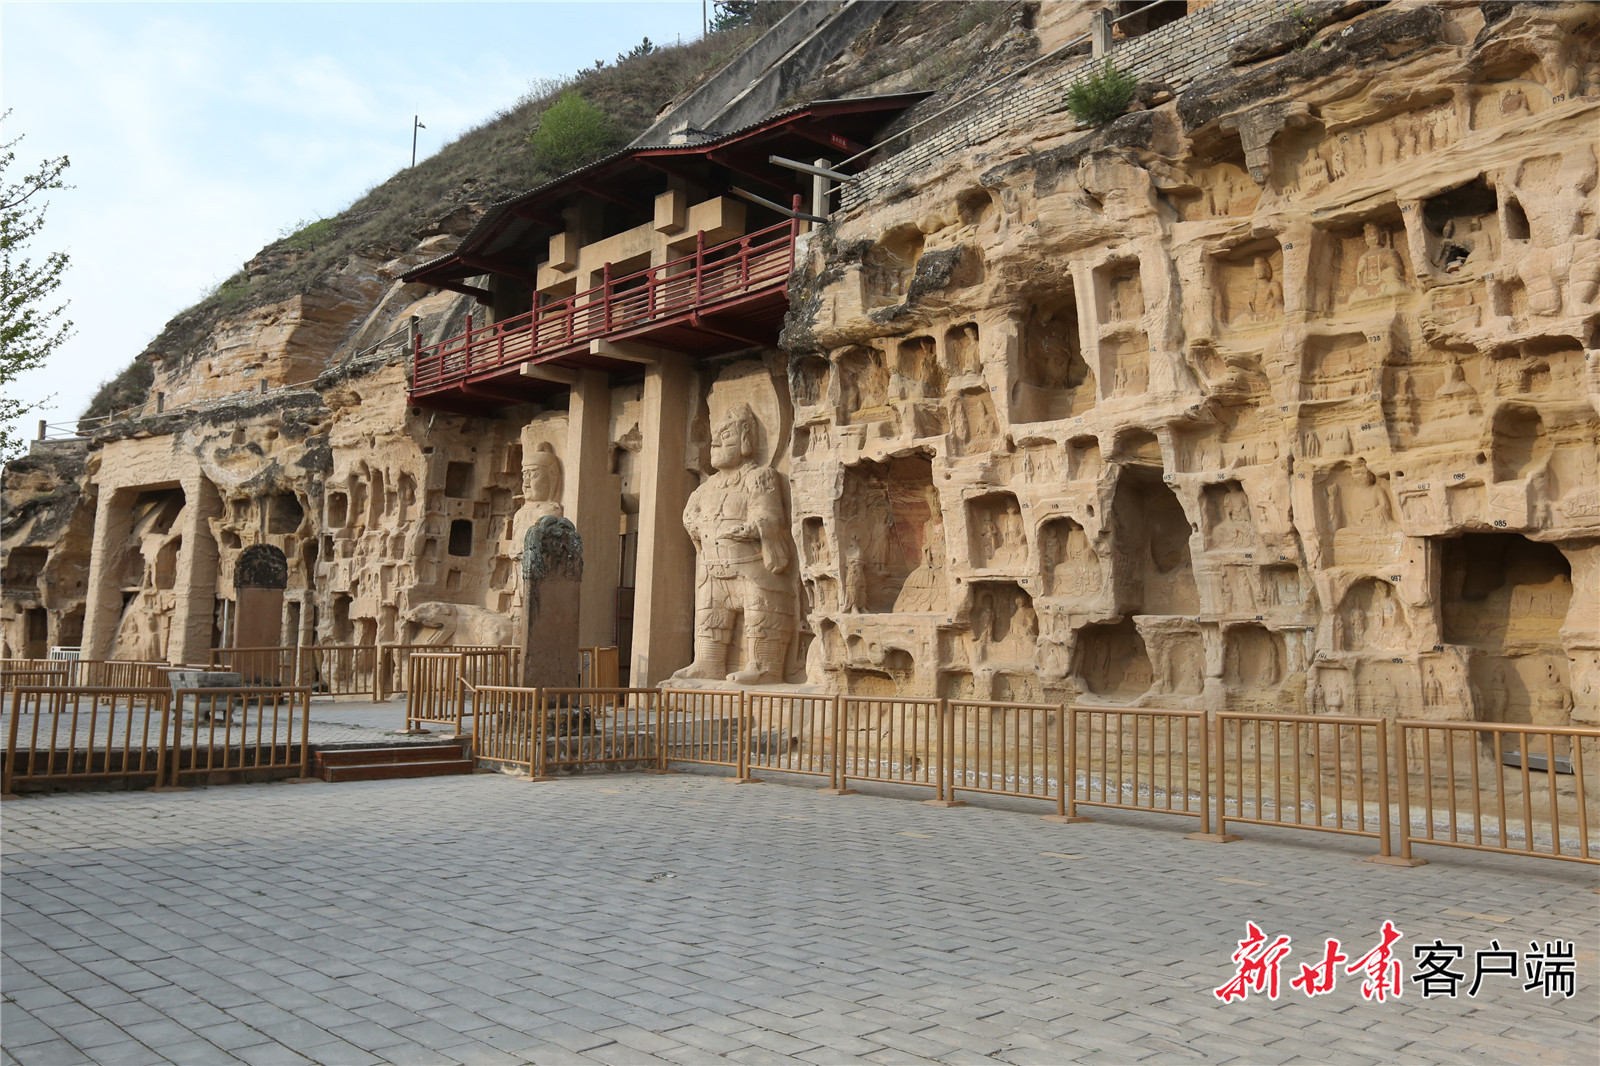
783,1 -> 1600,728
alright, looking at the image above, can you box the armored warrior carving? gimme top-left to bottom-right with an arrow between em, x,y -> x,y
673,404 -> 796,685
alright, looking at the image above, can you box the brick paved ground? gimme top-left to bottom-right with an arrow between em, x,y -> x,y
3,770 -> 1596,1066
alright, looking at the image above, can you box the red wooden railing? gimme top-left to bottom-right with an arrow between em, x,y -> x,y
412,218 -> 799,393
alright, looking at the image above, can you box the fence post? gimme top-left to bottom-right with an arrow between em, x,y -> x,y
287,690 -> 315,782
923,698 -> 963,808
1368,719 -> 1427,865
150,690 -> 187,792
2,690 -> 22,797
526,687 -> 556,782
728,690 -> 759,784
819,694 -> 855,795
1187,712 -> 1238,842
1043,703 -> 1089,823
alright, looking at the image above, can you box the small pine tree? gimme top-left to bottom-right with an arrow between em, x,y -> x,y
1064,61 -> 1138,126
528,92 -> 619,174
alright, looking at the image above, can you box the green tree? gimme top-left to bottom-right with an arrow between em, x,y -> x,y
1,114 -> 73,461
528,91 -> 620,174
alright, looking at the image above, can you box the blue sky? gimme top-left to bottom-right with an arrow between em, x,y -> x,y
2,1 -> 706,440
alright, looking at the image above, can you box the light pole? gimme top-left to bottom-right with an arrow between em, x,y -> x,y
412,115 -> 426,167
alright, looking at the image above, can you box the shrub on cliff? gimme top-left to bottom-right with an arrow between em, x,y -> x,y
528,92 -> 621,173
1065,60 -> 1137,126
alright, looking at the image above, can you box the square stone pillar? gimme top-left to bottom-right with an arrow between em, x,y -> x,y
82,487 -> 136,660
168,476 -> 222,665
630,352 -> 696,685
564,369 -> 622,649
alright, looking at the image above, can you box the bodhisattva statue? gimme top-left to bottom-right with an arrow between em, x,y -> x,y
511,442 -> 563,551
672,403 -> 796,684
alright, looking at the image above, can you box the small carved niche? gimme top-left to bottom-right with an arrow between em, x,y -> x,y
1073,618 -> 1153,701
864,223 -> 924,304
1110,465 -> 1198,616
267,493 -> 304,535
1421,177 -> 1498,278
1102,332 -> 1150,398
1309,214 -> 1411,312
949,389 -> 999,456
1179,128 -> 1260,221
1013,288 -> 1095,422
1315,461 -> 1398,566
1441,533 -> 1572,650
1263,564 -> 1306,608
838,454 -> 943,614
1301,332 -> 1378,400
838,346 -> 891,423
791,355 -> 831,407
447,519 -> 473,557
1067,436 -> 1103,481
1336,578 -> 1408,652
966,581 -> 1037,662
1096,259 -> 1146,323
1224,624 -> 1286,689
1038,517 -> 1098,599
1111,428 -> 1163,466
1211,239 -> 1283,329
444,462 -> 474,499
1491,404 -> 1548,482
944,322 -> 981,375
1470,50 -> 1550,130
894,336 -> 944,400
1201,481 -> 1254,551
967,493 -> 1027,569
801,517 -> 829,567
326,491 -> 349,528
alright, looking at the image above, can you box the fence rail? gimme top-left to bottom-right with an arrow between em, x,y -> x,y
168,687 -> 312,784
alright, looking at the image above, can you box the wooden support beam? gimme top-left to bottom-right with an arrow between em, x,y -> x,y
519,362 -> 579,385
590,339 -> 676,364
459,254 -> 539,286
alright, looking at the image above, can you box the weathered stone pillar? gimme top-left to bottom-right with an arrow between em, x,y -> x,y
631,352 -> 696,685
82,487 -> 135,660
168,477 -> 222,665
522,515 -> 583,689
564,369 -> 621,649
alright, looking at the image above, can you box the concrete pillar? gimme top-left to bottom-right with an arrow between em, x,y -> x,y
82,487 -> 135,660
1091,9 -> 1113,58
630,352 -> 697,686
564,369 -> 622,648
168,477 -> 222,665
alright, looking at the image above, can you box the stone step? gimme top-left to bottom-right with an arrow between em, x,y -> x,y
319,759 -> 474,783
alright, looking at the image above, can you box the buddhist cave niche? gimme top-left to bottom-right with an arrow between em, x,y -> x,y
945,322 -> 981,375
1073,618 -> 1153,701
791,354 -> 831,407
1067,436 -> 1102,481
837,454 -> 945,614
1310,216 -> 1411,312
1146,624 -> 1205,697
1491,404 -> 1549,482
1111,427 -> 1163,466
966,492 -> 1026,570
864,223 -> 923,305
1222,624 -> 1286,688
1314,459 -> 1399,566
1334,578 -> 1409,652
1301,331 -> 1381,403
955,186 -> 996,234
949,388 -> 999,456
1211,240 -> 1283,330
326,490 -> 348,528
1110,466 -> 1198,616
1421,177 -> 1499,278
267,493 -> 304,535
1442,534 -> 1575,731
838,346 -> 892,430
109,486 -> 188,662
965,581 -> 1037,665
1038,517 -> 1099,600
1012,288 -> 1095,423
1470,50 -> 1552,130
444,461 -> 474,499
1202,481 -> 1255,550
893,336 -> 944,400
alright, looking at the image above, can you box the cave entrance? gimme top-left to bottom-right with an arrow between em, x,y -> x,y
1110,465 -> 1198,615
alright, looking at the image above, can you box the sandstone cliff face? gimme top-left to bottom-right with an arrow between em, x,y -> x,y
780,1 -> 1600,728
